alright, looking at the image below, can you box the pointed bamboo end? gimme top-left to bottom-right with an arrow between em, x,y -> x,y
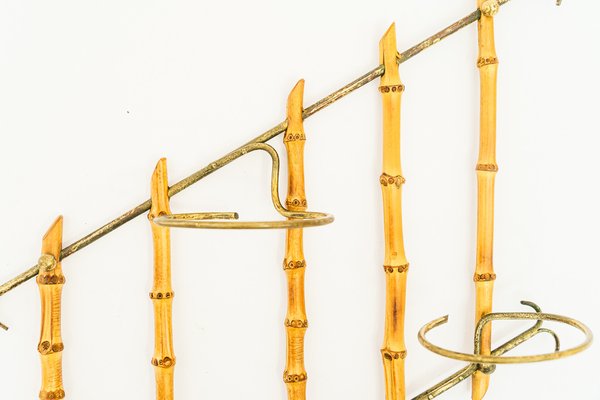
379,23 -> 400,84
472,374 -> 490,400
286,79 -> 305,135
150,158 -> 171,216
41,216 -> 63,259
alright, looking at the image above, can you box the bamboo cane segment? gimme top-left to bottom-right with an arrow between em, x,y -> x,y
473,1 -> 499,399
282,79 -> 309,400
379,23 -> 408,400
149,159 -> 176,400
37,216 -> 66,400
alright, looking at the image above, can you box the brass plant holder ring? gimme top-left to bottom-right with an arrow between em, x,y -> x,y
418,309 -> 593,365
153,211 -> 333,230
152,142 -> 334,230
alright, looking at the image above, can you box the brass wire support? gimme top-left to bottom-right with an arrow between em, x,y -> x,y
0,0 -> 562,320
412,301 -> 592,399
151,142 -> 333,230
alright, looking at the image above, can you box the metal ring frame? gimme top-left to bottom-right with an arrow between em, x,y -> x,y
152,142 -> 334,230
418,307 -> 593,365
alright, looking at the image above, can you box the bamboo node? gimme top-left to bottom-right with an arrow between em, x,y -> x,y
283,371 -> 307,383
378,84 -> 405,94
37,341 -> 65,355
39,389 -> 65,400
285,197 -> 307,208
285,319 -> 309,328
149,291 -> 175,299
152,356 -> 175,368
380,173 -> 406,188
36,274 -> 65,285
381,349 -> 407,360
474,272 -> 497,282
283,259 -> 306,270
284,132 -> 306,142
476,163 -> 499,172
477,57 -> 499,68
383,264 -> 409,273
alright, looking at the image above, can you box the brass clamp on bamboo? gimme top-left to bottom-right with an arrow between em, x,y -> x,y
152,142 -> 333,230
410,301 -> 592,399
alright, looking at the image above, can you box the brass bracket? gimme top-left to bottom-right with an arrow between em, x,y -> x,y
152,143 -> 334,230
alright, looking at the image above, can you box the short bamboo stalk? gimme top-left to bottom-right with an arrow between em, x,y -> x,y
473,1 -> 500,399
282,79 -> 309,400
379,23 -> 409,400
149,159 -> 176,400
37,216 -> 66,400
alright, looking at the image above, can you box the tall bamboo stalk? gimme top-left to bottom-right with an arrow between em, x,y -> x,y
37,216 -> 66,400
282,80 -> 309,400
379,23 -> 408,400
473,1 -> 499,399
149,159 -> 176,400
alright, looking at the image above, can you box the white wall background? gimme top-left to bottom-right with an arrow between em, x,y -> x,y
1,0 -> 598,398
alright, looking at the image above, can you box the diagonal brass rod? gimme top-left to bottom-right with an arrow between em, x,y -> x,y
0,1 -> 513,298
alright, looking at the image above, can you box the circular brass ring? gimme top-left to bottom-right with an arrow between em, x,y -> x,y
418,312 -> 593,364
153,211 -> 334,230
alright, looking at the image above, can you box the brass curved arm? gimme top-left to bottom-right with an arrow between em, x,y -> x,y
152,143 -> 334,230
418,309 -> 592,365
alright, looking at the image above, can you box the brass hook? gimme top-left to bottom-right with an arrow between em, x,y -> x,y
152,142 -> 334,230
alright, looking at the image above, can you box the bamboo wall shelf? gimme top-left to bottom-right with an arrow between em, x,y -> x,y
0,0 -> 593,399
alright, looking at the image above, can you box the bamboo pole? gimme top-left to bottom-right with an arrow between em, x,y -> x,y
282,80 -> 309,400
379,24 -> 409,400
149,159 -> 176,400
472,1 -> 499,399
37,216 -> 66,400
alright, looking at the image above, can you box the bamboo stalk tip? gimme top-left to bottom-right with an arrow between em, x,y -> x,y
287,79 -> 305,126
151,158 -> 171,215
42,216 -> 63,258
379,23 -> 399,82
379,23 -> 397,54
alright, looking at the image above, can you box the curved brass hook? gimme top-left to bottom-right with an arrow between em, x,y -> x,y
153,142 -> 334,230
474,300 -> 543,358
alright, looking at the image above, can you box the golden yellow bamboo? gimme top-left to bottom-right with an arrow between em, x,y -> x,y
379,23 -> 408,400
282,79 -> 309,400
473,1 -> 499,399
37,216 -> 66,400
149,159 -> 176,400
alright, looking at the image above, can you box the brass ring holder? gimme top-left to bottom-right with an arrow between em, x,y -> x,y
418,301 -> 593,365
151,142 -> 334,230
410,301 -> 593,399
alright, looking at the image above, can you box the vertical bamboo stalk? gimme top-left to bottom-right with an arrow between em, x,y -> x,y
473,1 -> 499,399
282,79 -> 309,400
37,216 -> 66,400
149,159 -> 176,400
379,23 -> 408,400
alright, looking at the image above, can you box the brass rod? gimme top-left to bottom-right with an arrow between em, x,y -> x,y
0,1 -> 514,297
